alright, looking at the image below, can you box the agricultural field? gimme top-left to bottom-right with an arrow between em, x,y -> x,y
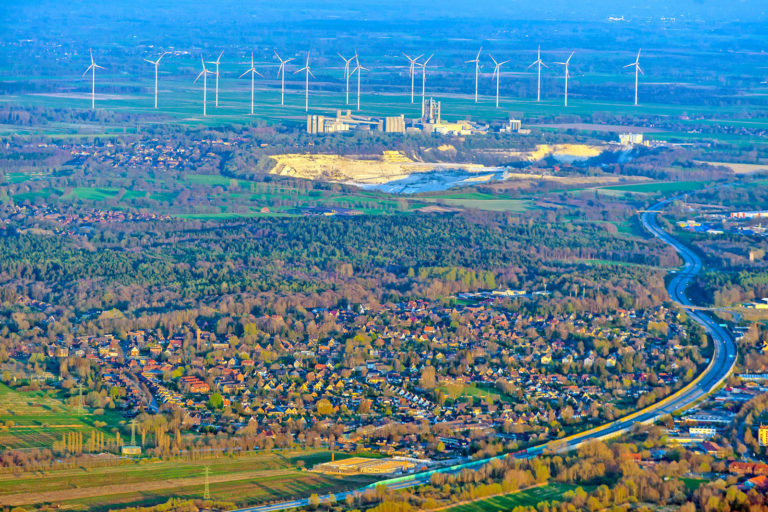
0,383 -> 122,450
0,449 -> 373,511
446,483 -> 582,512
595,180 -> 710,195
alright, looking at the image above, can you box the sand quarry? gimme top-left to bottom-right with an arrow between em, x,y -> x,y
269,145 -> 607,185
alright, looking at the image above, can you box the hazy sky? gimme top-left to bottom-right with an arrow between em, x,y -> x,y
7,0 -> 768,25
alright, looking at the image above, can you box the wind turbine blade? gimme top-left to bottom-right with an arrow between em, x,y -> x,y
476,47 -> 482,60
527,61 -> 536,69
216,50 -> 224,63
308,69 -> 316,78
144,58 -> 155,64
501,60 -> 511,66
424,54 -> 433,65
94,64 -> 106,70
239,70 -> 250,78
274,50 -> 282,61
566,51 -> 574,64
255,70 -> 263,78
194,71 -> 204,84
623,63 -> 635,68
90,49 -> 94,65
490,55 -> 498,66
637,66 -> 644,75
82,65 -> 94,77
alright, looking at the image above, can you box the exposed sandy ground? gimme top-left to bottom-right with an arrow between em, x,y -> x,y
478,144 -> 607,162
269,151 -> 497,184
269,145 -> 609,185
0,468 -> 299,506
698,161 -> 768,174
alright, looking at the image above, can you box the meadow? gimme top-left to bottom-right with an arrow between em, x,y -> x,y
0,383 -> 122,450
446,483 -> 582,512
8,65 -> 768,142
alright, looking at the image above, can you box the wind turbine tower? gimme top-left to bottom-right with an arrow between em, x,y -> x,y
143,51 -> 169,109
294,51 -> 314,112
194,56 -> 215,116
82,49 -> 105,110
527,45 -> 548,102
554,51 -> 574,107
207,51 -> 224,107
466,47 -> 482,103
490,54 -> 510,108
352,56 -> 369,111
417,55 -> 433,117
339,52 -> 357,105
240,53 -> 263,115
624,49 -> 644,106
274,51 -> 294,106
403,53 -> 423,104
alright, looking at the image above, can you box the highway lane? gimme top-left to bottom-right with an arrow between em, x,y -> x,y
230,197 -> 737,512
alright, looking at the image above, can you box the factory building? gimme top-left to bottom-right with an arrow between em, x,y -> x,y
307,110 -> 406,134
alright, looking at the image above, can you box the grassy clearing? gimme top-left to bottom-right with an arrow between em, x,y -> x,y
446,483 -> 581,512
0,383 -> 121,449
680,477 -> 708,492
599,180 -> 708,194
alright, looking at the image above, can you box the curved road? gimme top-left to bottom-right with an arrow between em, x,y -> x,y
231,197 -> 737,512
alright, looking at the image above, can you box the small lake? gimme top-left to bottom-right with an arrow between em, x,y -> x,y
364,168 -> 508,195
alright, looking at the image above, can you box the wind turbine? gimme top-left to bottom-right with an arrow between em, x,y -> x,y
403,53 -> 423,104
527,45 -> 548,102
466,47 -> 482,103
624,49 -> 643,106
294,51 -> 314,112
339,52 -> 357,105
82,49 -> 105,110
206,51 -> 224,107
352,56 -> 368,111
143,51 -> 169,109
274,51 -> 294,106
554,51 -> 575,107
194,56 -> 215,116
240,53 -> 263,115
490,54 -> 510,108
417,54 -> 433,116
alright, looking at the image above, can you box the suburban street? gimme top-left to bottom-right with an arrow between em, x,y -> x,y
231,196 -> 738,512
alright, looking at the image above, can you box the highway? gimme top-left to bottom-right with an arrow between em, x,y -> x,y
230,197 -> 737,512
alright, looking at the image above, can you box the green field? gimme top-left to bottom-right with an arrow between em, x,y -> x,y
8,65 -> 768,138
0,383 -> 122,449
419,191 -> 532,212
439,383 -> 513,404
446,483 -> 581,512
598,180 -> 709,194
0,449 -> 373,511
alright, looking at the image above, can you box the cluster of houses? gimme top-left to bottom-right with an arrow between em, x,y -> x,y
7,293 -> 702,458
63,137 -> 243,172
2,203 -> 169,226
